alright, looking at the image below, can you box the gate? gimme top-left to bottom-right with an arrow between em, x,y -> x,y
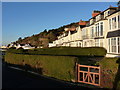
77,64 -> 100,86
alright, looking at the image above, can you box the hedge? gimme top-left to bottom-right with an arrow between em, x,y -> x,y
97,57 -> 120,89
7,47 -> 107,56
5,53 -> 77,81
5,47 -> 111,88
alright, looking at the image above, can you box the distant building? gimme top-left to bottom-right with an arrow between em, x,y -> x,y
8,43 -> 35,50
48,43 -> 56,47
0,45 -> 8,49
0,45 -> 8,51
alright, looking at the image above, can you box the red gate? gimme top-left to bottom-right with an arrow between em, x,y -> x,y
77,64 -> 100,86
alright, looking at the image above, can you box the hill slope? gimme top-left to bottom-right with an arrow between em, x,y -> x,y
15,22 -> 79,47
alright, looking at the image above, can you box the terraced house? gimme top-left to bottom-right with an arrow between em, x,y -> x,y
49,2 -> 120,57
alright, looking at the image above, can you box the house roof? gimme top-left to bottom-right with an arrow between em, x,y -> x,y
89,6 -> 118,20
78,20 -> 89,26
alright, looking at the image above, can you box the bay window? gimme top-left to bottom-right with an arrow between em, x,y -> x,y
108,37 -> 120,54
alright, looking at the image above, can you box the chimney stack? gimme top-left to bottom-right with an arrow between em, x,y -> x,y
117,0 -> 120,10
78,19 -> 88,25
92,10 -> 101,17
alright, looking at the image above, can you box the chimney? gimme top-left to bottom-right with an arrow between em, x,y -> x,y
79,19 -> 88,25
92,10 -> 101,17
117,0 -> 120,10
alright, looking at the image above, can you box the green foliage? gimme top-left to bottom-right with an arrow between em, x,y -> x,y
7,47 -> 28,54
5,53 -> 77,81
97,57 -> 120,89
98,58 -> 119,72
47,32 -> 56,43
9,47 -> 16,49
18,37 -> 22,41
117,81 -> 120,90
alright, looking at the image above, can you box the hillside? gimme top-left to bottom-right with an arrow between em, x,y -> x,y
15,22 -> 79,47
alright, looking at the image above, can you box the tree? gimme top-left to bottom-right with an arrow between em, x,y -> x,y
43,29 -> 47,33
18,37 -> 22,41
48,32 -> 56,43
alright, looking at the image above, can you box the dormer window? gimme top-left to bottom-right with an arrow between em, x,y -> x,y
108,11 -> 110,15
104,10 -> 110,18
90,18 -> 95,25
104,7 -> 118,18
96,15 -> 101,21
117,0 -> 120,9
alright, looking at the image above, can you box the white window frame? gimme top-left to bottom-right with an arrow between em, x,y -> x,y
108,37 -> 120,54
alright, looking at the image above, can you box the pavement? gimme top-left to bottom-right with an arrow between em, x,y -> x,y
2,62 -> 105,89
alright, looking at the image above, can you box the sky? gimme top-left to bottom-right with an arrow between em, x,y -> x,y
2,2 -> 118,45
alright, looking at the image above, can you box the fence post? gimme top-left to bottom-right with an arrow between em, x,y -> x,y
77,63 -> 80,82
99,66 -> 101,86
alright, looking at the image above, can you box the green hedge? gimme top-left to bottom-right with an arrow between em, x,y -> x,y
5,53 -> 77,81
97,57 -> 120,89
7,47 -> 107,56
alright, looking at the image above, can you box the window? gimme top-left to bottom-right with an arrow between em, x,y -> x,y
115,17 -> 117,28
113,38 -> 116,52
95,23 -> 99,37
95,24 -> 97,36
90,27 -> 93,38
112,17 -> 117,29
108,39 -> 111,52
100,39 -> 103,47
111,38 -> 116,52
108,11 -> 110,15
84,42 -> 87,47
100,22 -> 103,36
92,27 -> 94,37
95,39 -> 99,47
118,15 -> 120,28
118,37 -> 120,53
108,37 -> 120,54
98,23 -> 99,36
109,19 -> 111,30
112,18 -> 114,29
95,22 -> 103,37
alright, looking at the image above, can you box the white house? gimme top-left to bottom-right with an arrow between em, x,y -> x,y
106,7 -> 120,57
9,43 -> 35,50
50,4 -> 120,57
22,44 -> 35,49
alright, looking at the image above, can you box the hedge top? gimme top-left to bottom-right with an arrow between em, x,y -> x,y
7,47 -> 107,57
